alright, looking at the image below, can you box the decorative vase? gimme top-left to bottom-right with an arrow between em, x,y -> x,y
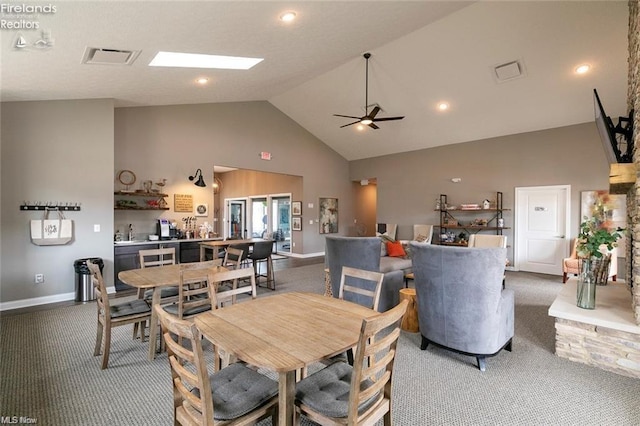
577,258 -> 596,309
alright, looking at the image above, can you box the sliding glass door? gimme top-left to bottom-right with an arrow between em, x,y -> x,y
271,196 -> 291,253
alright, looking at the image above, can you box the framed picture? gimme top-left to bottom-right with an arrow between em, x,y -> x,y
195,203 -> 208,217
292,201 -> 302,216
319,197 -> 338,234
292,216 -> 302,231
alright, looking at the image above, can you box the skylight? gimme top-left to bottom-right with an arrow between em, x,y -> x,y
149,52 -> 263,70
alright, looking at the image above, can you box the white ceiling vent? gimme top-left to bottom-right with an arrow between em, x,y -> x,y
492,59 -> 527,83
82,47 -> 140,65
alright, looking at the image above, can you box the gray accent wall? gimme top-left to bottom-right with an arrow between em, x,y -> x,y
1,99 -> 115,306
350,122 -> 612,265
114,101 -> 352,256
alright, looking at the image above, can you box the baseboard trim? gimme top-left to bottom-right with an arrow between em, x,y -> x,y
0,286 -> 117,312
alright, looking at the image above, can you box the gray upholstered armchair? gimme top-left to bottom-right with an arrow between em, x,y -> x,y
325,236 -> 404,312
410,243 -> 514,371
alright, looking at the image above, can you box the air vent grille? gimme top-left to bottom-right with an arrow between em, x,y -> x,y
82,47 -> 140,65
492,59 -> 526,83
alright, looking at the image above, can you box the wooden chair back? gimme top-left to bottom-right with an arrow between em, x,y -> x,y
139,247 -> 176,268
338,266 -> 384,311
89,261 -> 109,320
223,247 -> 244,269
155,304 -> 215,425
296,299 -> 409,425
175,260 -> 222,319
209,267 -> 257,308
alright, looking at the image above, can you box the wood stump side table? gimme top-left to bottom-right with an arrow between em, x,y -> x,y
399,288 -> 419,332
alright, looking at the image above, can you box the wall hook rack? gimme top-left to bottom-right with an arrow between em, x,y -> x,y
20,202 -> 81,211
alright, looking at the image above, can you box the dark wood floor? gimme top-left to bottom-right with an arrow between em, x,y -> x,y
2,254 -> 325,317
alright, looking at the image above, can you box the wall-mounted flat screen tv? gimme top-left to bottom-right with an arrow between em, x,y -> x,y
593,89 -> 621,164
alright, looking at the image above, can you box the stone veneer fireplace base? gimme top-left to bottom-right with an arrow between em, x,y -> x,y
548,279 -> 640,378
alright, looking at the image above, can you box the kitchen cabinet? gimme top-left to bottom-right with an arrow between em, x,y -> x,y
179,241 -> 202,263
113,241 -> 180,291
437,192 -> 509,246
114,191 -> 169,210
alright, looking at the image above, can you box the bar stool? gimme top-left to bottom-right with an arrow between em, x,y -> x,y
248,241 -> 275,290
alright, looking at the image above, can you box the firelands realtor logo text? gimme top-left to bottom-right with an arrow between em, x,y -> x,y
0,416 -> 37,424
1,3 -> 56,29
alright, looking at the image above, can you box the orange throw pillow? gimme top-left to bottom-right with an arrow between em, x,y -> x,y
386,241 -> 406,257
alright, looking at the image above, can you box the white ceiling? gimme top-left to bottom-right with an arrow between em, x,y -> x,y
0,1 -> 630,161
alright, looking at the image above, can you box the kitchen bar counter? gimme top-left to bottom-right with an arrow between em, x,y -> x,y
114,237 -> 222,246
113,238 -> 223,291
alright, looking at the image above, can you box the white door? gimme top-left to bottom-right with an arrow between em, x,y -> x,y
515,185 -> 570,275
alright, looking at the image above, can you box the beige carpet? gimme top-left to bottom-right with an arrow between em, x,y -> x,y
1,265 -> 639,425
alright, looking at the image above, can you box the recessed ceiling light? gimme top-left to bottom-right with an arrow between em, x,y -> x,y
195,77 -> 209,85
149,52 -> 263,70
575,64 -> 591,74
437,102 -> 450,111
356,124 -> 365,131
280,11 -> 296,22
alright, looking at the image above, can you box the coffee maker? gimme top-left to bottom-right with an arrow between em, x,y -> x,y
157,219 -> 171,240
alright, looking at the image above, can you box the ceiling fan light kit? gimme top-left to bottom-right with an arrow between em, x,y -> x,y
334,52 -> 404,130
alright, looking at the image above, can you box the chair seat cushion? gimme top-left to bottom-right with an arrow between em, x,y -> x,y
163,303 -> 211,317
295,361 -> 378,418
143,286 -> 179,301
196,362 -> 278,420
110,299 -> 151,318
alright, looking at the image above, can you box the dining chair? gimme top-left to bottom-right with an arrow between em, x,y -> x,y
88,261 -> 151,370
318,266 -> 385,369
338,266 -> 384,311
155,305 -> 279,426
222,247 -> 245,270
162,260 -> 222,320
133,247 -> 177,339
295,299 -> 408,426
247,240 -> 275,290
209,267 -> 258,308
229,243 -> 251,268
208,267 -> 258,370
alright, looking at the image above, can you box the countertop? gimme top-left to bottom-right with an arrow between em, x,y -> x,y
114,237 -> 223,246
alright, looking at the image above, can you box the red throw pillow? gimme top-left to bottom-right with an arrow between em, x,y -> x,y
386,241 -> 406,257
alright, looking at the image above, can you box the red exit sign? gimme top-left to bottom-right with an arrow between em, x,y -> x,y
260,151 -> 272,160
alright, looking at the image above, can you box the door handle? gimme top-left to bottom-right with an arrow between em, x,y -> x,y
554,235 -> 565,239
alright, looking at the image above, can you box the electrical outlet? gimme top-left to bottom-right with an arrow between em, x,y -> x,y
35,274 -> 44,284
94,224 -> 101,232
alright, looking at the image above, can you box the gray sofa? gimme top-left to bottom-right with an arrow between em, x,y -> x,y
410,243 -> 514,371
325,236 -> 406,312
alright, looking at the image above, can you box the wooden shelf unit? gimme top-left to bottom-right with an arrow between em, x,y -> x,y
114,191 -> 169,211
437,192 -> 509,246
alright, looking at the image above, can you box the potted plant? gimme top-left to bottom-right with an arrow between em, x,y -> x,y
575,216 -> 624,309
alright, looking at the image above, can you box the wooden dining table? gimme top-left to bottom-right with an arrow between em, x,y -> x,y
118,263 -> 228,360
198,238 -> 273,261
194,292 -> 378,426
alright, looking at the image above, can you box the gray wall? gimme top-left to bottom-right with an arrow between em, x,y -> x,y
350,122 -> 611,264
1,99 -> 115,307
114,101 -> 352,256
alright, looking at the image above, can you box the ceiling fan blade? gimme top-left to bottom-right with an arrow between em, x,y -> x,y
368,123 -> 380,130
372,116 -> 405,122
340,120 -> 361,128
369,106 -> 381,119
334,114 -> 362,119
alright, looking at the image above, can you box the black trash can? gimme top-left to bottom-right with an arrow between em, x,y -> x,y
74,257 -> 103,302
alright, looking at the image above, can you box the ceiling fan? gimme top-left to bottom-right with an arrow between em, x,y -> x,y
334,52 -> 404,130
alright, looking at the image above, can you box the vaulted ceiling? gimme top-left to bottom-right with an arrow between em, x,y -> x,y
0,1 -> 630,160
